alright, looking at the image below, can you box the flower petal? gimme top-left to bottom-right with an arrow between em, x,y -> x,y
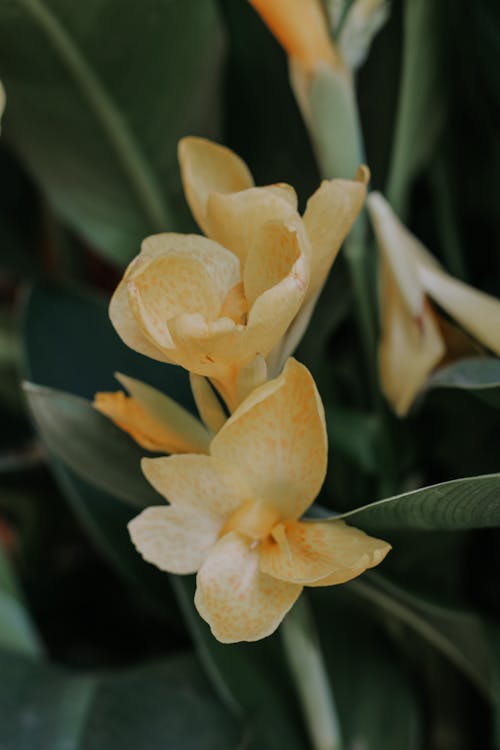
418,263 -> 500,356
211,358 -> 327,520
142,453 -> 246,520
128,505 -> 221,574
194,530 -> 301,643
178,136 -> 254,235
189,373 -> 227,433
379,258 -> 445,416
260,519 -> 391,585
368,191 -> 425,318
304,167 -> 368,300
248,0 -> 340,73
206,185 -> 297,265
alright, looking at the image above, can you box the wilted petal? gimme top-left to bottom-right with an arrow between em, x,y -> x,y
206,185 -> 298,265
304,167 -> 368,299
249,0 -> 340,72
211,358 -> 327,519
94,374 -> 210,454
418,263 -> 500,356
128,505 -> 220,574
379,259 -> 445,416
178,137 -> 254,235
260,519 -> 390,585
195,530 -> 301,643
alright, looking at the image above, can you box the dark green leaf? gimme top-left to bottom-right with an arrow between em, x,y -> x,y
0,544 -> 42,658
0,0 -> 225,265
426,357 -> 500,409
24,382 -> 159,509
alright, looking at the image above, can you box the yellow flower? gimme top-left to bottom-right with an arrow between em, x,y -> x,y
128,358 -> 390,643
368,192 -> 500,415
110,137 -> 367,407
94,373 -> 210,454
248,0 -> 341,73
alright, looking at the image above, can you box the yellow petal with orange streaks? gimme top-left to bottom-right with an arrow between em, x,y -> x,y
260,519 -> 390,585
195,530 -> 301,643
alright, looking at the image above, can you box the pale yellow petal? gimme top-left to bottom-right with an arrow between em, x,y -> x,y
211,358 -> 327,520
141,454 -> 246,520
248,0 -> 340,72
189,373 -> 227,433
93,391 -> 176,452
243,215 -> 309,307
304,168 -> 368,299
206,185 -> 297,265
260,519 -> 390,585
418,263 -> 500,356
114,373 -> 210,453
368,191 -> 425,317
178,137 -> 254,235
194,530 -> 301,643
128,505 -> 220,574
379,259 -> 445,416
235,354 -> 268,405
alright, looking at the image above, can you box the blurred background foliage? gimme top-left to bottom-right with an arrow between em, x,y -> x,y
1,0 -> 500,748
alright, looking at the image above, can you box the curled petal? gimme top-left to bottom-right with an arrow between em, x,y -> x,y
260,519 -> 390,585
206,185 -> 298,265
128,505 -> 220,575
178,137 -> 254,235
195,530 -> 301,643
190,374 -> 227,433
94,373 -> 210,454
211,358 -> 327,520
304,167 -> 368,299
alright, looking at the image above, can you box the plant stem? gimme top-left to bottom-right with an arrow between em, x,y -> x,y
281,596 -> 342,750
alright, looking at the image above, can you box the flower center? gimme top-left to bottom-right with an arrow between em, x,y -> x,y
220,500 -> 280,542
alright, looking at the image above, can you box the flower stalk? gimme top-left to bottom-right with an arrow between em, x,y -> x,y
281,596 -> 342,750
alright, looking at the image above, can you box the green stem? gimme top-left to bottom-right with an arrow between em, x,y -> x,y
281,596 -> 342,750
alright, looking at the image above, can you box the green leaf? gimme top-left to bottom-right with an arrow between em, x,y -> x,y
0,0 -> 225,265
385,0 -> 444,215
24,382 -> 159,509
334,472 -> 500,532
325,405 -> 381,474
0,544 -> 42,658
426,357 -> 500,409
348,572 -> 491,699
0,647 -> 241,749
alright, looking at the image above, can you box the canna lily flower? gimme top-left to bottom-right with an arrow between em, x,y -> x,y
94,373 -> 210,454
248,0 -> 341,74
368,192 -> 500,416
128,358 -> 390,643
110,137 -> 367,408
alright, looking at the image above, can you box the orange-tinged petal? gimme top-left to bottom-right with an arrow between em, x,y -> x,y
260,519 -> 390,585
141,453 -> 247,520
304,167 -> 368,300
418,263 -> 500,356
379,258 -> 445,416
178,136 -> 254,235
194,530 -> 301,643
211,358 -> 327,520
206,185 -> 297,265
128,505 -> 220,574
249,0 -> 340,73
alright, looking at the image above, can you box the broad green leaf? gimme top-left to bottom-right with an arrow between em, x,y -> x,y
334,472 -> 500,532
0,544 -> 42,658
24,383 -> 159,509
426,357 -> 500,409
385,0 -> 444,215
348,572 -> 491,699
0,0 -> 225,265
0,647 -> 241,749
325,405 -> 381,474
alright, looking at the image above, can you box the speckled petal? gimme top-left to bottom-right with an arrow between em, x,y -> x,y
206,185 -> 297,265
194,530 -> 301,643
178,137 -> 254,235
304,167 -> 368,300
128,506 -> 219,574
211,358 -> 327,520
260,519 -> 391,585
